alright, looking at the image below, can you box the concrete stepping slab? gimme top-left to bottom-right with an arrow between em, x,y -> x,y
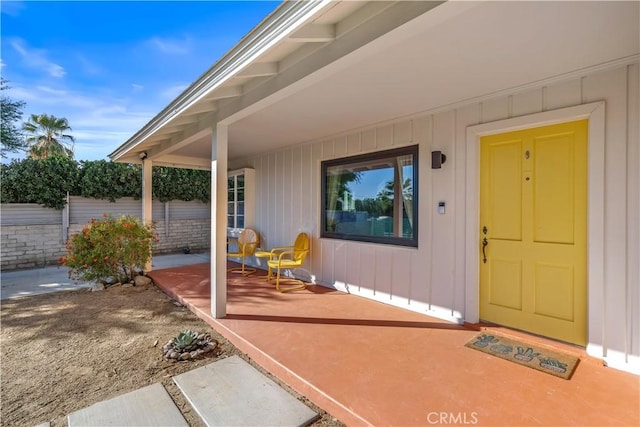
173,355 -> 318,427
67,383 -> 188,427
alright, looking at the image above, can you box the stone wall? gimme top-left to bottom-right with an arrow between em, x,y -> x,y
153,219 -> 210,254
66,218 -> 211,256
1,199 -> 211,270
1,224 -> 67,269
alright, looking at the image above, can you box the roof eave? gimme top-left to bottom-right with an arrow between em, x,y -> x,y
109,0 -> 333,162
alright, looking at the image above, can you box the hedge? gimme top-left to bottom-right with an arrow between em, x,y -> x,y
0,157 -> 210,209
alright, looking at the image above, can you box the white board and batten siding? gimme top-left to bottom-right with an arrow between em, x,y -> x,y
231,61 -> 640,374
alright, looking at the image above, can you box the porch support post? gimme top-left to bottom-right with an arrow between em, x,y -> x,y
210,124 -> 228,318
142,157 -> 153,272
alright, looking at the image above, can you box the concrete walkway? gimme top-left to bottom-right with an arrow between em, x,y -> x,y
67,383 -> 189,427
0,252 -> 210,300
66,355 -> 317,427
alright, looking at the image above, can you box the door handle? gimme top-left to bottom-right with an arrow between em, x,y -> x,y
482,237 -> 488,264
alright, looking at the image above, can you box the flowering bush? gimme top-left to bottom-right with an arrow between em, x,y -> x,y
61,214 -> 157,284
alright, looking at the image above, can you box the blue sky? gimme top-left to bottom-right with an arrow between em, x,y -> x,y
0,0 -> 280,161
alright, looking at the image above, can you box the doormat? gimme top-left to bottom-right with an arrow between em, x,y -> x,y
465,333 -> 579,380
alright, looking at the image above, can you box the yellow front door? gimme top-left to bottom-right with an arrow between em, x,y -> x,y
479,120 -> 587,346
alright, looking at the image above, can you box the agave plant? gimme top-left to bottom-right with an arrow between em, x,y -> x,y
170,330 -> 200,353
163,330 -> 217,360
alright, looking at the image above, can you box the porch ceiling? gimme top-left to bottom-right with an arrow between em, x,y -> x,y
112,0 -> 639,169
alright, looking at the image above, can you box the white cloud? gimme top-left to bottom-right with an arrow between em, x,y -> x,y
147,36 -> 192,55
11,39 -> 28,56
131,83 -> 144,92
65,106 -> 155,159
35,85 -> 67,96
48,63 -> 66,78
1,1 -> 26,17
14,85 -> 95,110
160,83 -> 189,101
72,129 -> 142,159
72,106 -> 152,130
10,38 -> 66,78
75,54 -> 104,76
11,83 -> 156,161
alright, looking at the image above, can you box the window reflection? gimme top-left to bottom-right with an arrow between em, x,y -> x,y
322,146 -> 418,247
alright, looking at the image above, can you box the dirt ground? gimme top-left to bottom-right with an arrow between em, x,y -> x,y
0,283 -> 343,427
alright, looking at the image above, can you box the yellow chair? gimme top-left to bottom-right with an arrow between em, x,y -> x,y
227,228 -> 260,275
263,232 -> 310,292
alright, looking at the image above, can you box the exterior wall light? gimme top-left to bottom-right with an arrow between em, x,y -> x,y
431,151 -> 446,169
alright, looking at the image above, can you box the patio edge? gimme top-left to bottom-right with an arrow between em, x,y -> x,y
153,278 -> 371,427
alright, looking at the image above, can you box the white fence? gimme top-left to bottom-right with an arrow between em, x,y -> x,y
1,196 -> 211,270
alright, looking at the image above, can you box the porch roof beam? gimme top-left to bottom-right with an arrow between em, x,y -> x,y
151,154 -> 211,170
289,24 -> 335,42
236,62 -> 279,78
160,115 -> 200,129
183,100 -> 218,117
205,85 -> 243,100
144,112 -> 216,161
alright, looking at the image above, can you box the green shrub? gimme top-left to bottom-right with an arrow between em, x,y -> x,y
1,155 -> 79,209
1,157 -> 211,208
61,214 -> 157,284
78,160 -> 141,201
153,167 -> 210,203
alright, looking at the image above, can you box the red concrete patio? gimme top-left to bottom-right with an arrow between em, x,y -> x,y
148,262 -> 639,427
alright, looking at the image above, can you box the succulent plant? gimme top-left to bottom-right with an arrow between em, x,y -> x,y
163,330 -> 217,360
169,330 -> 200,353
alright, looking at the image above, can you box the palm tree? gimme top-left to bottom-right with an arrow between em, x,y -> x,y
23,114 -> 75,159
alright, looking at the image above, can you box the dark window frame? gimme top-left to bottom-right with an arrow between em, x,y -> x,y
320,145 -> 419,248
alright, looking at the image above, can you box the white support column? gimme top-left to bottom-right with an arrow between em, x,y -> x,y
211,124 -> 228,318
142,157 -> 153,272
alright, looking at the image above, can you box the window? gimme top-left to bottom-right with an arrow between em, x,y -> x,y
227,168 -> 255,236
228,173 -> 245,229
321,145 -> 418,247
